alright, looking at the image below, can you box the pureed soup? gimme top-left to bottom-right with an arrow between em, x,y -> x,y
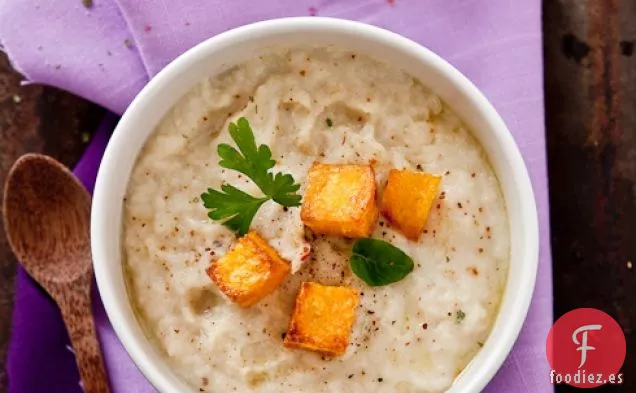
122,46 -> 509,393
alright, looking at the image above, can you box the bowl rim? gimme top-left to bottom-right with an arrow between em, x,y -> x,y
92,16 -> 539,393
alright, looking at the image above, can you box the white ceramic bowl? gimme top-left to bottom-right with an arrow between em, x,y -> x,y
92,17 -> 539,393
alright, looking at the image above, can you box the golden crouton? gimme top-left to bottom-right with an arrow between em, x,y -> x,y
381,169 -> 442,240
207,231 -> 290,307
301,163 -> 378,237
284,282 -> 359,356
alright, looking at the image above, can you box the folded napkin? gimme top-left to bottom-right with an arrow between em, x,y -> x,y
0,1 -> 552,392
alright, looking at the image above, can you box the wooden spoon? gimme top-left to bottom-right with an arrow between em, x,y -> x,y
2,153 -> 110,393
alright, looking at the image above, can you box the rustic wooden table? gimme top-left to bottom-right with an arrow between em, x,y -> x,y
0,1 -> 635,392
545,1 -> 636,391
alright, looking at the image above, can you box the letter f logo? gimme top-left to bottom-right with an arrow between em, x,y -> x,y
572,324 -> 602,368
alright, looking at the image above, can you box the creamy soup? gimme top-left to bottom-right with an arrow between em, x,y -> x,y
123,46 -> 509,393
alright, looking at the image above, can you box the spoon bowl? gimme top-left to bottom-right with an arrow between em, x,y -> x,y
3,153 -> 110,393
4,154 -> 91,283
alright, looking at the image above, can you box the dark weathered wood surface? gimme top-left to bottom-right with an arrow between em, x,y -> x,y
0,0 -> 634,391
544,0 -> 635,391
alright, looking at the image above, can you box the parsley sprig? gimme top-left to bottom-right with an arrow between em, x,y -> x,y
201,117 -> 301,235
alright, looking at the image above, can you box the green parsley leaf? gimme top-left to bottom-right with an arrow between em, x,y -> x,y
201,184 -> 268,236
202,117 -> 302,235
350,238 -> 414,286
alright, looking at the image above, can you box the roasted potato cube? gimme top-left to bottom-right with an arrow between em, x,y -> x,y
301,163 -> 378,237
381,169 -> 442,240
207,231 -> 290,307
284,282 -> 359,356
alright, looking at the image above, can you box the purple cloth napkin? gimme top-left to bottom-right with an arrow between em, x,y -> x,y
1,1 -> 553,392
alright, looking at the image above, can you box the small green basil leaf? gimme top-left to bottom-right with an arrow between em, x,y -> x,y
350,238 -> 414,286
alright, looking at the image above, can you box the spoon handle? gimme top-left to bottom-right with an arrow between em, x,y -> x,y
58,286 -> 110,393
